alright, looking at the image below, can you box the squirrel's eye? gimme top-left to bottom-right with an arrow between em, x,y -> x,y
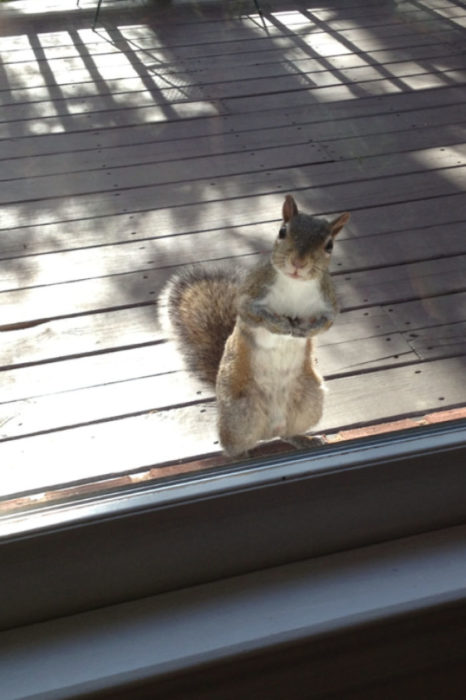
278,225 -> 287,239
324,239 -> 333,253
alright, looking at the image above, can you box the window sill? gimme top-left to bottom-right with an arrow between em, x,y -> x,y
1,523 -> 466,699
1,420 -> 466,631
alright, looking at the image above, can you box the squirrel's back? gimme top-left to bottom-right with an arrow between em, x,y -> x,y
163,265 -> 243,385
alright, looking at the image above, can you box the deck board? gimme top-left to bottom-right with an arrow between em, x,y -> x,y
2,108 -> 466,181
1,245 -> 465,332
3,42 -> 466,100
1,356 -> 465,499
1,83 -> 464,159
2,155 -> 464,234
0,0 -> 465,503
1,127 -> 465,206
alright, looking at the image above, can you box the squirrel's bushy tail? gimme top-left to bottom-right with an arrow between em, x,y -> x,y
164,265 -> 241,385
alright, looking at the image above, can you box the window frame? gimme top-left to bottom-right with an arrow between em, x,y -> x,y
1,419 -> 465,631
2,523 -> 466,700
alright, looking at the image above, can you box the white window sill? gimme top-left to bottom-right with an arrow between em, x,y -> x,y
2,523 -> 466,699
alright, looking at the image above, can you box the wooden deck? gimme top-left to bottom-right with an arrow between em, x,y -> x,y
1,0 -> 465,508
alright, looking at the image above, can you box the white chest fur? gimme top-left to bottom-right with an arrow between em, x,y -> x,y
248,271 -> 327,435
261,271 -> 332,319
249,330 -> 310,437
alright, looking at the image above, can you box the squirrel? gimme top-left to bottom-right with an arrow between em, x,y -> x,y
162,194 -> 350,458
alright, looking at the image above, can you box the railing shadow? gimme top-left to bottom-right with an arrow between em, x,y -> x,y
0,0 -> 465,426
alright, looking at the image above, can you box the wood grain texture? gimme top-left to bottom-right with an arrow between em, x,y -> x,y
1,356 -> 464,498
0,0 -> 465,500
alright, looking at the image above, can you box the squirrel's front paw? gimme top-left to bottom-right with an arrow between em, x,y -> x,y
291,315 -> 333,337
289,317 -> 309,337
312,315 -> 332,329
261,310 -> 294,334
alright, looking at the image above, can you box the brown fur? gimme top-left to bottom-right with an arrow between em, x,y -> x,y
218,325 -> 252,400
163,196 -> 350,457
167,265 -> 241,384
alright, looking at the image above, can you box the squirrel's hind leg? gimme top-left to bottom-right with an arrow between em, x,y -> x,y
216,325 -> 268,458
281,352 -> 326,449
217,396 -> 268,458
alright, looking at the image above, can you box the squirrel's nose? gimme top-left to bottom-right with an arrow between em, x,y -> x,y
291,256 -> 307,269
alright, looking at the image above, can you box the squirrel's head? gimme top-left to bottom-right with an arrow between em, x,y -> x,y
272,194 -> 350,281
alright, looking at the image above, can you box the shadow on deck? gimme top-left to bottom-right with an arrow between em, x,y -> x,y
0,0 -> 465,508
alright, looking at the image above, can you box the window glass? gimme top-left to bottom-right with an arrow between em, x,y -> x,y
1,0 -> 465,521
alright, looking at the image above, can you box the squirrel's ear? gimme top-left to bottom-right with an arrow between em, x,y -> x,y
283,194 -> 298,222
329,212 -> 350,237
